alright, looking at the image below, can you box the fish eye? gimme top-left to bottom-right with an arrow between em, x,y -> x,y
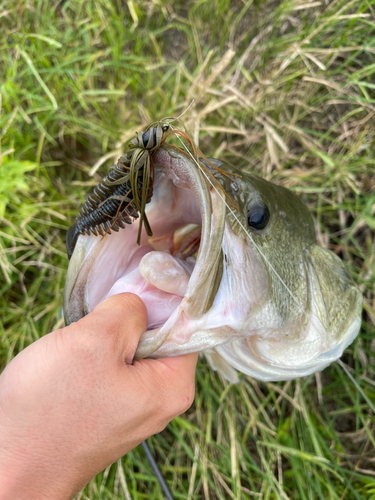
247,204 -> 270,230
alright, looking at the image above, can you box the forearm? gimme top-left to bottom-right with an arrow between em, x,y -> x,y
0,431 -> 79,500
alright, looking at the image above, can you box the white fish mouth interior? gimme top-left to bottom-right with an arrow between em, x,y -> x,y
86,165 -> 203,330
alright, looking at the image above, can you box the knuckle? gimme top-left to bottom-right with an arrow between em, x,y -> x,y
178,382 -> 196,414
168,380 -> 196,418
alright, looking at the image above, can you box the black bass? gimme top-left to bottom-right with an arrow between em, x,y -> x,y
63,146 -> 362,383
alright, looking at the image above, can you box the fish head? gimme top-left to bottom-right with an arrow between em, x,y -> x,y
63,146 -> 362,381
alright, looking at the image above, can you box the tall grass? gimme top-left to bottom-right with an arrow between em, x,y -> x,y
1,0 -> 374,498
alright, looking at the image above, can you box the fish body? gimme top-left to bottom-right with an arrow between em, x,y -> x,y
64,146 -> 362,382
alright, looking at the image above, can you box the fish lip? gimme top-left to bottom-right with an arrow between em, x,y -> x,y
134,145 -> 227,358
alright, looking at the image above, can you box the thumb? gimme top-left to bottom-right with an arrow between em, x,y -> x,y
71,293 -> 148,364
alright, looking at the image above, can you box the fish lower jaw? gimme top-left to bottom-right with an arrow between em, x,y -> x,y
86,222 -> 201,331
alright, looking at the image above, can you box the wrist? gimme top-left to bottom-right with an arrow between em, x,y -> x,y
0,439 -> 78,500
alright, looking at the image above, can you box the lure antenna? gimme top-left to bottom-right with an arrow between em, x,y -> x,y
167,99 -> 195,123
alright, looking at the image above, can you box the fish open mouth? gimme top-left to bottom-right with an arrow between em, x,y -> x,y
64,146 -> 226,358
64,145 -> 363,379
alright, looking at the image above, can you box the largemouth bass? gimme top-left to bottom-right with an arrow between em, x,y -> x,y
64,145 -> 362,382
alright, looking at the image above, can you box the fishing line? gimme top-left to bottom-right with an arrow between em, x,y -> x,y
141,441 -> 175,500
166,121 -> 309,318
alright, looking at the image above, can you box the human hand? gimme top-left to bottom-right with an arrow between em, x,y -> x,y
0,293 -> 197,500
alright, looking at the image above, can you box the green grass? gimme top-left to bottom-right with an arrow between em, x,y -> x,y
1,0 -> 375,498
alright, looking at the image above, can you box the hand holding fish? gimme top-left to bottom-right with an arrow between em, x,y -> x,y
0,293 -> 197,500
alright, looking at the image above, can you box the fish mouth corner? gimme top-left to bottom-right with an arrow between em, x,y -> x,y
64,145 -> 226,356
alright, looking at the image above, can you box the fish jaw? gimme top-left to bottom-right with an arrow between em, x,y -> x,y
147,219 -> 271,357
63,146 -> 230,358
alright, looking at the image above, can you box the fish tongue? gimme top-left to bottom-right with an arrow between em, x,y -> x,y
139,251 -> 195,297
